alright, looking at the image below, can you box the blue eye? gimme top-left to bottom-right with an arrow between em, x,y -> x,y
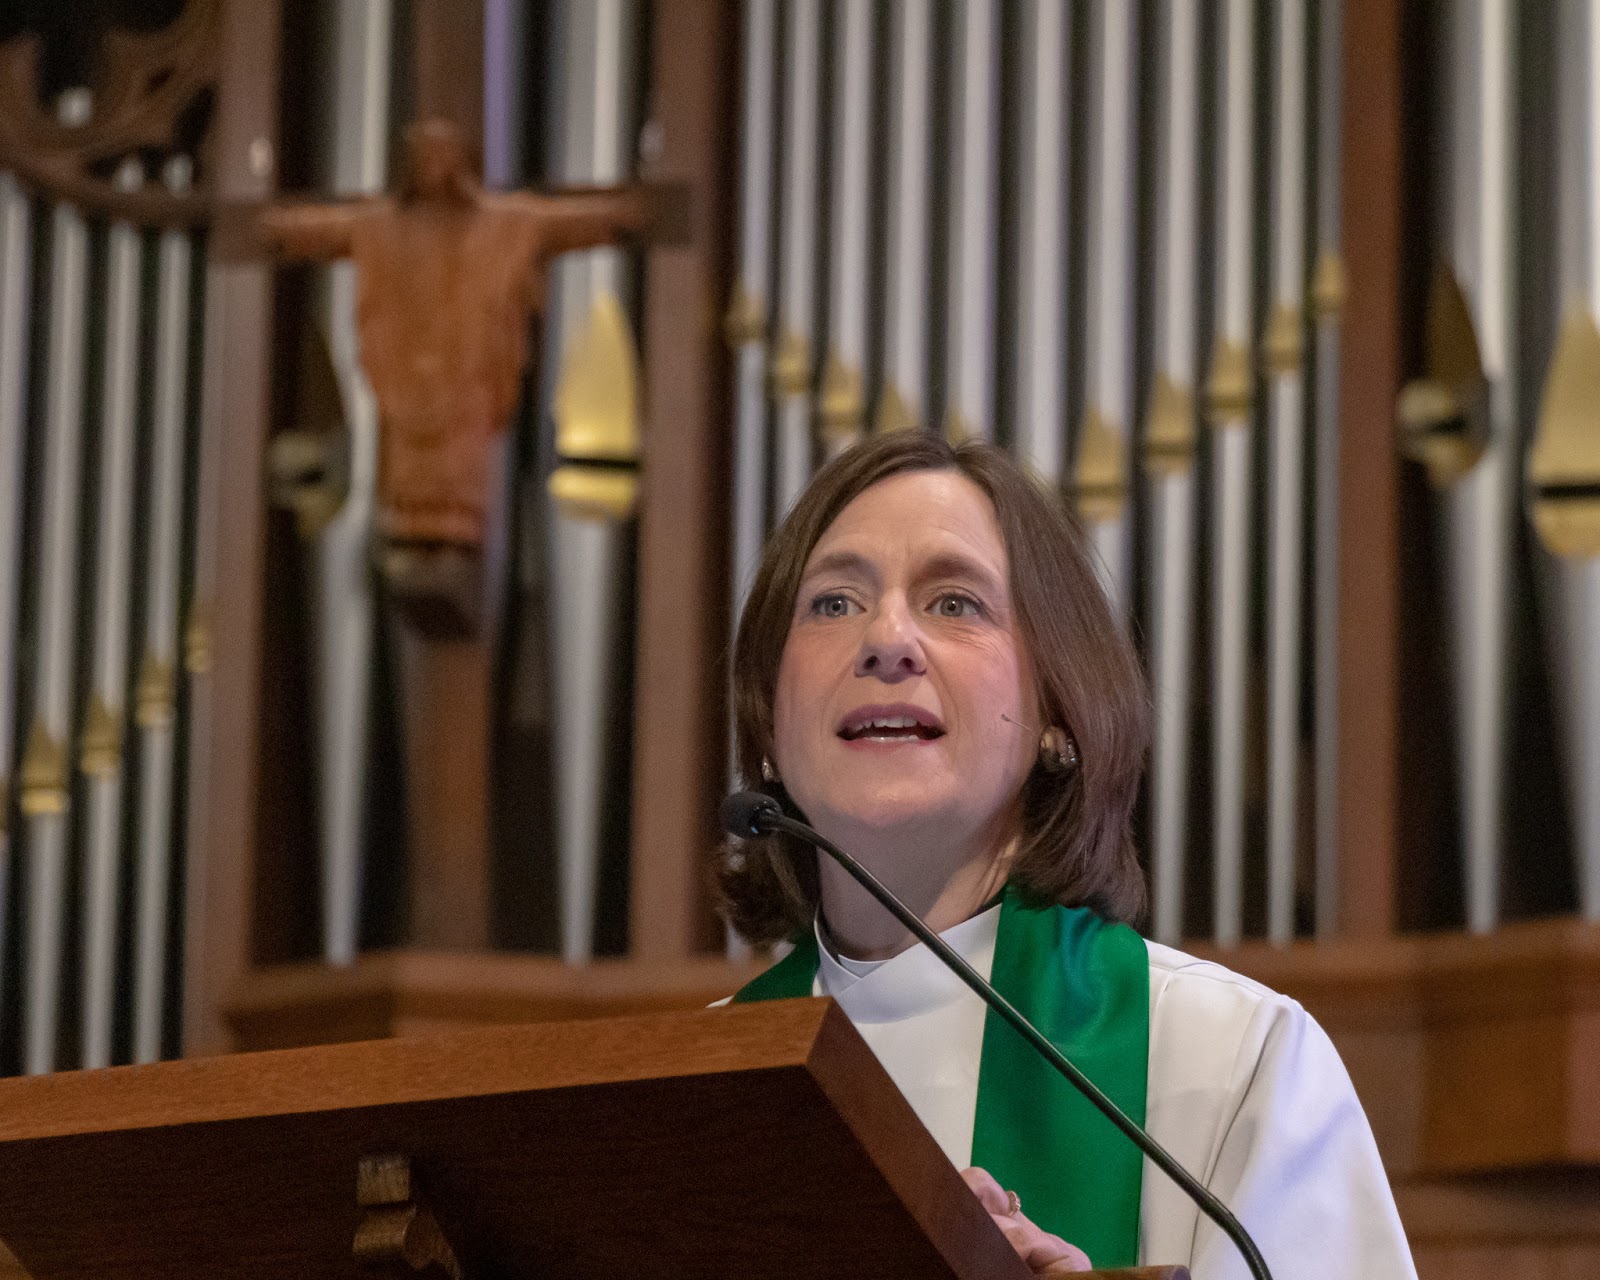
810,593 -> 856,618
933,594 -> 981,618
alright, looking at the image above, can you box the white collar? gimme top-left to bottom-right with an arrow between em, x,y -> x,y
814,901 -> 1001,1023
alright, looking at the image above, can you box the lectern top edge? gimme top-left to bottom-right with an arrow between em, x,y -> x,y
0,999 -> 1051,1280
0,997 -> 835,1144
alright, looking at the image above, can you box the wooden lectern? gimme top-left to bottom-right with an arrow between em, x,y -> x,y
0,1000 -> 1187,1279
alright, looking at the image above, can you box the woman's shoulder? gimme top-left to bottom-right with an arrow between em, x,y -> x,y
1142,938 -> 1304,1013
1140,937 -> 1324,1076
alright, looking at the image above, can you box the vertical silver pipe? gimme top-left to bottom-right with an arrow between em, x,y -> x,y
1441,0 -> 1516,935
819,0 -> 875,459
22,89 -> 95,1074
316,0 -> 393,967
728,0 -> 777,618
1013,0 -> 1071,483
1575,0 -> 1600,920
132,156 -> 196,1064
549,0 -> 642,965
772,0 -> 823,514
1147,0 -> 1204,946
0,172 -> 34,1031
1080,0 -> 1138,613
724,0 -> 780,961
943,0 -> 999,443
484,0 -> 527,190
1264,0 -> 1310,945
1208,0 -> 1257,949
1312,0 -> 1345,937
1531,0 -> 1600,921
877,0 -> 935,433
79,159 -> 146,1068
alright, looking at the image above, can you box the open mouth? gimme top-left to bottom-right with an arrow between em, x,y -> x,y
837,708 -> 946,743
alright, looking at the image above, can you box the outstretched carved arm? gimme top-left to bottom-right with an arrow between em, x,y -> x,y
260,199 -> 363,262
513,186 -> 662,262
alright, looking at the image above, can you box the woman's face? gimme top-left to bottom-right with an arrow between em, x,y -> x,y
773,470 -> 1041,859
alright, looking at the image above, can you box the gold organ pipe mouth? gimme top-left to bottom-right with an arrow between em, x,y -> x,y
874,382 -> 917,435
267,430 -> 347,539
1528,302 -> 1600,558
79,694 -> 123,777
185,600 -> 213,675
817,352 -> 864,444
944,407 -> 977,445
20,719 -> 68,817
722,279 -> 767,349
1144,372 -> 1196,475
1205,338 -> 1253,426
770,331 -> 811,398
553,291 -> 641,465
547,466 -> 640,521
136,655 -> 176,730
1072,404 -> 1128,524
1312,252 -> 1346,319
1396,263 -> 1488,488
1263,302 -> 1304,376
549,290 -> 643,523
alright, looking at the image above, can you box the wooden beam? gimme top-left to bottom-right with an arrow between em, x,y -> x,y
1334,0 -> 1406,937
412,0 -> 486,155
399,0 -> 493,951
182,0 -> 283,1056
629,0 -> 739,960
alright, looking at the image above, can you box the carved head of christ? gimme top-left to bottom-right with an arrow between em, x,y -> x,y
401,119 -> 479,203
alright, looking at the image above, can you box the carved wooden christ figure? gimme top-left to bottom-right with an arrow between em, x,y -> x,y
263,118 -> 650,556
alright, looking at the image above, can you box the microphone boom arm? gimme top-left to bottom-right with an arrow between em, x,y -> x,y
732,796 -> 1273,1280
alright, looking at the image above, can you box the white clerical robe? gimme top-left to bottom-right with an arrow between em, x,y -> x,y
806,905 -> 1418,1280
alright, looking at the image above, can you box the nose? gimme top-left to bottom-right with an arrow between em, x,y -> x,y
854,595 -> 926,680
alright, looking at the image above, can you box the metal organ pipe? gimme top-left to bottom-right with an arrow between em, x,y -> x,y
79,159 -> 147,1067
1147,0 -> 1204,947
22,90 -> 95,1074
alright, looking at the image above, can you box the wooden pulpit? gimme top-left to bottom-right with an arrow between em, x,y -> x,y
0,1000 -> 1187,1279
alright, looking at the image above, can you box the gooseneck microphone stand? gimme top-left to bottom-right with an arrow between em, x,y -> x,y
722,791 -> 1274,1280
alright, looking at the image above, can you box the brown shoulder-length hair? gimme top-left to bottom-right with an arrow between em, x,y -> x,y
717,432 -> 1151,944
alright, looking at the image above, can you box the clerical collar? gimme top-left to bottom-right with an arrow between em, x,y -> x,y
813,901 -> 1001,1018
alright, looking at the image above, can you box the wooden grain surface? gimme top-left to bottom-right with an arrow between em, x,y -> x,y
1334,0 -> 1407,938
182,0 -> 285,1056
1192,917 -> 1600,1174
0,1000 -> 1033,1280
222,950 -> 767,1049
629,0 -> 739,962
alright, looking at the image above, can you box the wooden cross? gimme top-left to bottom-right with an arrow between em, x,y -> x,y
240,1 -> 677,952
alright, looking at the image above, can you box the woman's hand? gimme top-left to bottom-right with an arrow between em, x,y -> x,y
961,1167 -> 1093,1276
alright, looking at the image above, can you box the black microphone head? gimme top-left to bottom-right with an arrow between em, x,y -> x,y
722,790 -> 783,838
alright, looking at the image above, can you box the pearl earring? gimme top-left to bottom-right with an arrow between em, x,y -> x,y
760,755 -> 778,783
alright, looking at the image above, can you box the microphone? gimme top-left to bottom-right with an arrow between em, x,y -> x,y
722,791 -> 1273,1280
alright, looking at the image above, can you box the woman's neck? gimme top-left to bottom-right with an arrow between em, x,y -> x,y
816,827 -> 1014,961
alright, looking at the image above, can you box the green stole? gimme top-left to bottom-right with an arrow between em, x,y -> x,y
731,887 -> 1149,1268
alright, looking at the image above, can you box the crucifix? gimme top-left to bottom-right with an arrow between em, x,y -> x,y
246,1 -> 674,954
262,117 -> 651,614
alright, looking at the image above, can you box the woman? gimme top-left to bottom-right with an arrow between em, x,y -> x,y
719,433 -> 1415,1280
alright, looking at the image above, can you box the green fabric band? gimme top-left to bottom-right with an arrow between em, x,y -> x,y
730,887 -> 1149,1267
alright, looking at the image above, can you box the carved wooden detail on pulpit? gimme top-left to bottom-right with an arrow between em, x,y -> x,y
354,1154 -> 467,1280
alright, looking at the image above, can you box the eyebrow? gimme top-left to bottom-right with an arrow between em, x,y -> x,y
917,552 -> 1007,599
801,550 -> 878,583
799,549 -> 1007,599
